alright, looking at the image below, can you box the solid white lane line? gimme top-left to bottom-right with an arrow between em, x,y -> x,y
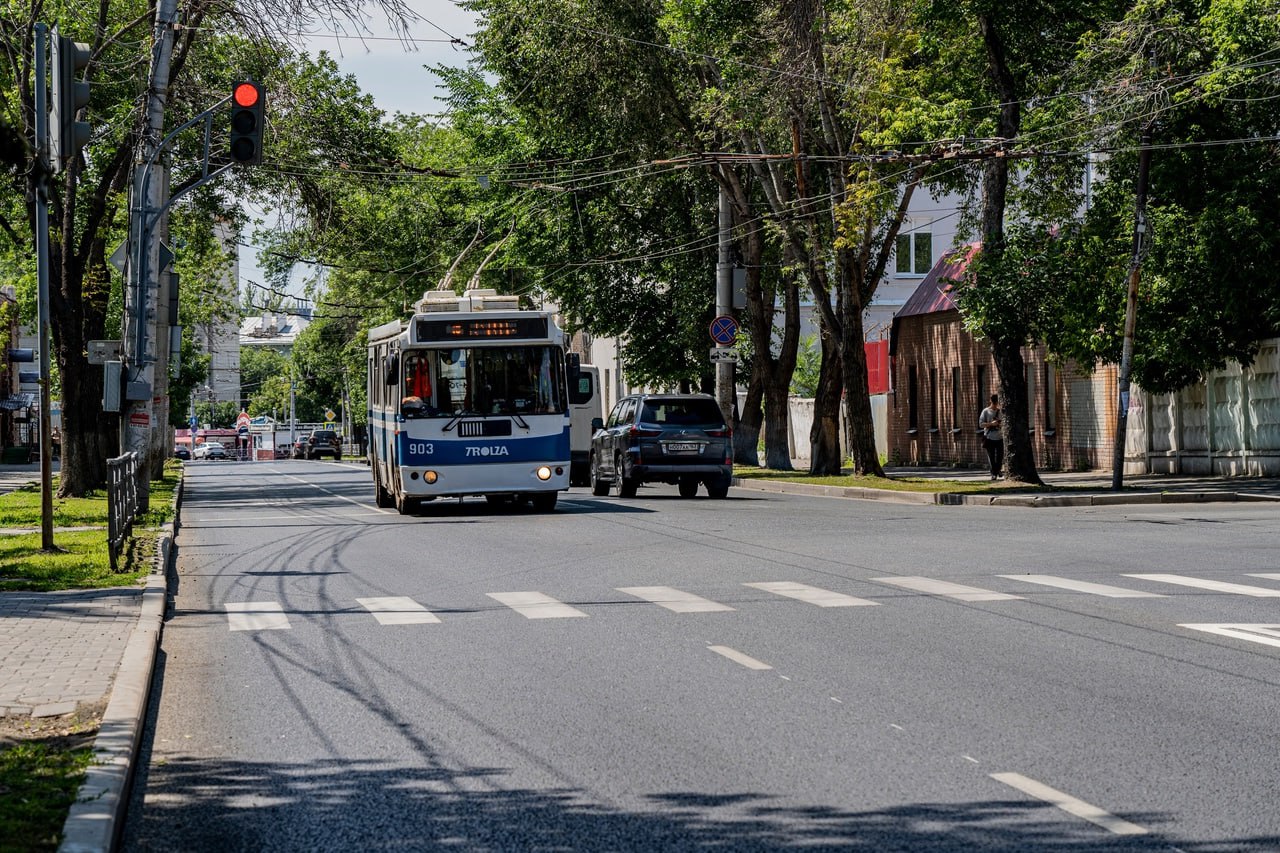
990,772 -> 1148,836
707,645 -> 772,670
1179,623 -> 1280,649
225,602 -> 290,631
279,470 -> 397,515
357,597 -> 441,625
1123,574 -> 1280,597
1247,573 -> 1280,582
616,586 -> 734,613
872,576 -> 1022,602
744,581 -> 880,607
999,575 -> 1166,598
487,592 -> 589,619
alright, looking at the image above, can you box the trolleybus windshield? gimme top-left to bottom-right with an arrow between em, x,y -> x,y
400,345 -> 566,419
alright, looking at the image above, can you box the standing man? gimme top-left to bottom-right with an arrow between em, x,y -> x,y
980,393 -> 1003,480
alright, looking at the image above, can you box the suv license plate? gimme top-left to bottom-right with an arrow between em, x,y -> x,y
666,442 -> 699,452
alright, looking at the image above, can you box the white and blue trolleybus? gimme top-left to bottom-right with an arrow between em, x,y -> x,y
367,289 -> 576,513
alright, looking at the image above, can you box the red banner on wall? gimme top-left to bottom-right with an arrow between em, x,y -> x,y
865,340 -> 889,394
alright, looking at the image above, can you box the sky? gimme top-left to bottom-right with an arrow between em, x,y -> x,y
240,1 -> 479,308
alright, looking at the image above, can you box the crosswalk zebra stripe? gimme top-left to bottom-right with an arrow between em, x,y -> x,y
872,576 -> 1022,601
486,592 -> 589,619
357,597 -> 441,625
617,587 -> 734,613
1123,574 -> 1280,597
225,602 -> 290,631
998,575 -> 1166,598
744,581 -> 879,607
1179,623 -> 1280,649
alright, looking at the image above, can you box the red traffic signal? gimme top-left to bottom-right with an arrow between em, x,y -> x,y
233,82 -> 260,108
228,80 -> 264,165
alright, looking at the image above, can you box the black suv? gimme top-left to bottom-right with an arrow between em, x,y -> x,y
590,393 -> 732,498
305,429 -> 341,460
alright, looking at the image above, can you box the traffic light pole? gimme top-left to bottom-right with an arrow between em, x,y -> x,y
33,24 -> 54,550
124,88 -> 230,509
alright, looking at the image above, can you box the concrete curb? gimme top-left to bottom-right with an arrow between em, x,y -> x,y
731,476 -> 1280,508
59,475 -> 183,853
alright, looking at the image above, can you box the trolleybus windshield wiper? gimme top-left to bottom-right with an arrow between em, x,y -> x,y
443,410 -> 485,431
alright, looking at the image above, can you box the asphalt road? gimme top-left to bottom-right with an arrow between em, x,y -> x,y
123,460 -> 1280,852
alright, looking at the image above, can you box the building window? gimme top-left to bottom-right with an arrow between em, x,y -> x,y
908,365 -> 919,431
976,365 -> 987,433
1044,363 -> 1057,432
929,367 -> 939,430
951,366 -> 961,431
896,231 -> 934,275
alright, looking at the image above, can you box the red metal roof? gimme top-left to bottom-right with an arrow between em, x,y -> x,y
889,243 -> 980,355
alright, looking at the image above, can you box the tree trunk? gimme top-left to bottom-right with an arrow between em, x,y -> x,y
978,11 -> 1042,487
57,347 -> 111,496
809,327 -> 843,475
838,273 -> 884,477
992,341 -> 1042,483
734,368 -> 763,466
762,379 -> 792,470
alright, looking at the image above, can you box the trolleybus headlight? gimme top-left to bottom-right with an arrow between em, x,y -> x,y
536,466 -> 552,481
424,470 -> 438,484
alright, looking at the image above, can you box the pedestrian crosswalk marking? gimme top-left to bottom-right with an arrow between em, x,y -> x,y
225,602 -> 290,631
872,576 -> 1022,602
1123,574 -> 1280,597
744,581 -> 879,607
1179,624 -> 1280,650
617,587 -> 734,613
999,575 -> 1166,598
486,591 -> 589,619
357,597 -> 441,625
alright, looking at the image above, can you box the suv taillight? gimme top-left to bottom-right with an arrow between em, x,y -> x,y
705,428 -> 731,438
629,425 -> 662,438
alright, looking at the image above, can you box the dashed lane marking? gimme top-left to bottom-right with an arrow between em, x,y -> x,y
990,772 -> 1148,836
707,645 -> 772,670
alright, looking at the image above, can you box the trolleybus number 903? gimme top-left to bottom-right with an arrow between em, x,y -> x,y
407,442 -> 434,455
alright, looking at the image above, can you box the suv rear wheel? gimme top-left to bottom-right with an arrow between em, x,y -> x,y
614,454 -> 638,498
678,478 -> 699,498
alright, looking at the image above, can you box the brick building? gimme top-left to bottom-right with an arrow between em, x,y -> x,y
887,246 -> 1119,472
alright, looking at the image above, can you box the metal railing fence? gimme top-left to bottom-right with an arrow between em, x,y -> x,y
107,451 -> 139,572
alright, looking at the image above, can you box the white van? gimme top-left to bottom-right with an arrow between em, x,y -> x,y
568,364 -> 601,486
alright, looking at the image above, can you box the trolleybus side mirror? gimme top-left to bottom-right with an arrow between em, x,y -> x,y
565,352 -> 580,384
383,353 -> 399,385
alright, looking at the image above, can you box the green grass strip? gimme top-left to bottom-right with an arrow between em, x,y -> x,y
0,741 -> 93,851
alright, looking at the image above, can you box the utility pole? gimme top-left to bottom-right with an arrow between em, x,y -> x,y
1111,124 -> 1153,490
123,0 -> 179,511
714,173 -> 734,425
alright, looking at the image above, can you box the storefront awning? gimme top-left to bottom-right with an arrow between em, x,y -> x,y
0,393 -> 35,411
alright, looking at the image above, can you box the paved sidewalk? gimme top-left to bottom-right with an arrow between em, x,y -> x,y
733,465 -> 1280,506
0,589 -> 142,718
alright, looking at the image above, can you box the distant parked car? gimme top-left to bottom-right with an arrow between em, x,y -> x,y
194,441 -> 227,461
304,429 -> 341,460
589,393 -> 732,498
173,446 -> 191,460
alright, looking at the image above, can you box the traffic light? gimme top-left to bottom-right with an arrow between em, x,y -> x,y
228,81 -> 264,165
49,29 -> 92,174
